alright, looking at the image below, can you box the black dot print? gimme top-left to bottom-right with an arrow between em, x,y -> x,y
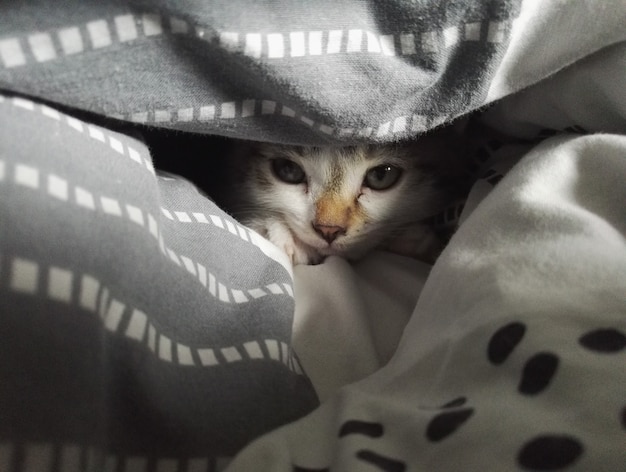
518,352 -> 559,395
426,408 -> 474,442
440,397 -> 467,409
517,435 -> 583,470
339,420 -> 383,438
579,328 -> 626,353
356,450 -> 406,472
331,420 -> 407,471
488,322 -> 527,365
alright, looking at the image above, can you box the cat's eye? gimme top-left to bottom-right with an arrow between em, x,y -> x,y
271,159 -> 306,184
363,165 -> 402,190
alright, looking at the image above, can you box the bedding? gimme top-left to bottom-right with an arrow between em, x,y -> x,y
1,1 -> 625,471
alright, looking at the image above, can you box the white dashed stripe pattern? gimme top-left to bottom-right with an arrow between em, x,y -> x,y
3,256 -> 303,374
3,75 -> 448,138
122,97 -> 449,138
160,207 -> 292,276
0,442 -> 231,472
0,159 -> 293,303
0,13 -> 510,69
4,97 -> 155,175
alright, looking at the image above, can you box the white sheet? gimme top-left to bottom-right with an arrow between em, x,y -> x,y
293,252 -> 430,402
227,131 -> 626,472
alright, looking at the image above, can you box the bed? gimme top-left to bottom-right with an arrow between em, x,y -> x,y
1,1 -> 625,471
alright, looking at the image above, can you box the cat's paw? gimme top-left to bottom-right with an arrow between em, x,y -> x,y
384,223 -> 445,264
286,241 -> 324,265
262,219 -> 323,265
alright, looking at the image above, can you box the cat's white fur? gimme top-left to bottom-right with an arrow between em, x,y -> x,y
222,135 -> 462,265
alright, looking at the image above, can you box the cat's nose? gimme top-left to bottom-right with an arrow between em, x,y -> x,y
313,223 -> 346,244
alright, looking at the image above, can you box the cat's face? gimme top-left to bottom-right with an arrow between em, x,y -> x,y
239,140 -> 452,260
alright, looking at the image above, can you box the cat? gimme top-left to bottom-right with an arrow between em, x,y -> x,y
216,131 -> 465,265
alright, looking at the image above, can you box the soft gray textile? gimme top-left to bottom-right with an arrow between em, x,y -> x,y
1,0 -> 524,144
0,97 -> 317,464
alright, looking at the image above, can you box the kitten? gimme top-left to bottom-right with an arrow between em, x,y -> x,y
218,132 -> 464,265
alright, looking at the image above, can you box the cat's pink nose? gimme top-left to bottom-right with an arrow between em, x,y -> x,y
313,223 -> 346,244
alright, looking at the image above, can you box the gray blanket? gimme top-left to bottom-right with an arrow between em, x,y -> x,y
1,0 -> 523,144
1,1 -> 625,471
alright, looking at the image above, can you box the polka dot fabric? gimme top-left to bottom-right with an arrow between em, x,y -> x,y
227,135 -> 626,471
